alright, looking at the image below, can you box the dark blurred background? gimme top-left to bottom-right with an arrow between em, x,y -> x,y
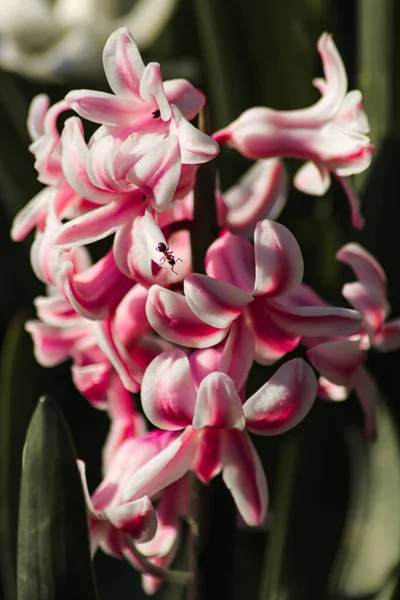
1,1 -> 400,599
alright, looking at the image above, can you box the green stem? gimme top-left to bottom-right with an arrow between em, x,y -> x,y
186,108 -> 236,600
258,436 -> 298,600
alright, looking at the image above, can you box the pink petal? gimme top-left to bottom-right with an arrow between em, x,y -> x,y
126,136 -> 181,211
335,176 -> 364,229
11,187 -> 50,241
193,428 -> 222,483
189,347 -> 224,389
170,105 -> 220,164
104,497 -> 157,542
93,319 -> 141,393
338,243 -> 387,337
141,350 -> 197,430
86,136 -> 127,192
351,366 -> 378,438
164,79 -> 205,120
318,377 -> 349,401
140,62 -> 171,121
146,286 -> 230,348
60,251 -> 133,320
25,320 -> 83,367
66,89 -> 146,127
122,428 -> 199,502
243,358 -> 318,434
253,220 -> 304,297
223,159 -> 287,237
373,319 -> 400,352
294,161 -> 331,195
219,312 -> 255,393
27,94 -> 49,140
248,300 -> 301,365
184,273 -> 253,329
53,195 -> 142,247
137,487 -> 181,557
72,363 -> 110,409
337,242 -> 386,300
205,233 -> 255,293
342,282 -> 386,339
268,299 -> 362,337
115,284 -> 151,342
222,430 -> 268,526
193,372 -> 245,430
103,27 -> 145,96
307,339 -> 365,386
61,117 -> 121,203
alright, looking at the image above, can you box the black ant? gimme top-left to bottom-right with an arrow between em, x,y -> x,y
155,242 -> 182,275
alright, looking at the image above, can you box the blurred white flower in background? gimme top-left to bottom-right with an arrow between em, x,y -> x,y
0,0 -> 180,81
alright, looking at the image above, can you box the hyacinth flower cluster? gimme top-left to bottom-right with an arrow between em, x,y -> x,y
11,27 -> 399,594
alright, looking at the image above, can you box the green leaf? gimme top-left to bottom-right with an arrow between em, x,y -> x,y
17,397 -> 98,600
0,314 -> 43,600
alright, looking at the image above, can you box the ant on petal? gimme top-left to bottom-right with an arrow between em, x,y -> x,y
155,242 -> 182,275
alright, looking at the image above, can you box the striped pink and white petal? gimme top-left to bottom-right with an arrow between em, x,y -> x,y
351,366 -> 378,438
184,274 -> 253,329
342,282 -> 386,339
25,321 -> 85,367
218,312 -> 255,393
267,299 -> 362,337
126,136 -> 181,211
66,90 -> 147,127
53,195 -> 143,248
205,233 -> 255,292
59,251 -> 133,320
222,430 -> 268,526
61,118 -> 122,203
193,428 -> 222,483
294,161 -> 331,196
115,284 -> 151,343
373,318 -> 400,352
103,497 -> 157,542
337,243 -> 387,335
248,299 -> 301,365
122,428 -> 200,502
243,358 -> 318,435
253,220 -> 304,297
72,363 -> 110,409
140,63 -> 171,121
337,243 -> 387,298
170,105 -> 220,165
141,350 -> 197,430
223,159 -> 287,237
146,286 -> 230,348
93,319 -> 141,393
103,28 -> 145,97
193,372 -> 246,430
307,339 -> 365,386
164,79 -> 205,121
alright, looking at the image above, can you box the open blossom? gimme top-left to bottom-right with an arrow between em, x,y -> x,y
146,219 -> 362,362
120,349 -> 318,526
62,27 -> 219,209
214,33 -> 374,228
305,244 -> 400,437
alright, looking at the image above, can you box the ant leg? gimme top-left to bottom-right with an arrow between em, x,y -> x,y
171,266 -> 178,275
159,256 -> 166,265
176,258 -> 183,264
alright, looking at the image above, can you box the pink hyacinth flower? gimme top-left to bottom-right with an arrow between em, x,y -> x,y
306,243 -> 400,436
64,28 -> 219,201
121,348 -> 318,526
214,33 -> 374,229
146,219 -> 362,362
